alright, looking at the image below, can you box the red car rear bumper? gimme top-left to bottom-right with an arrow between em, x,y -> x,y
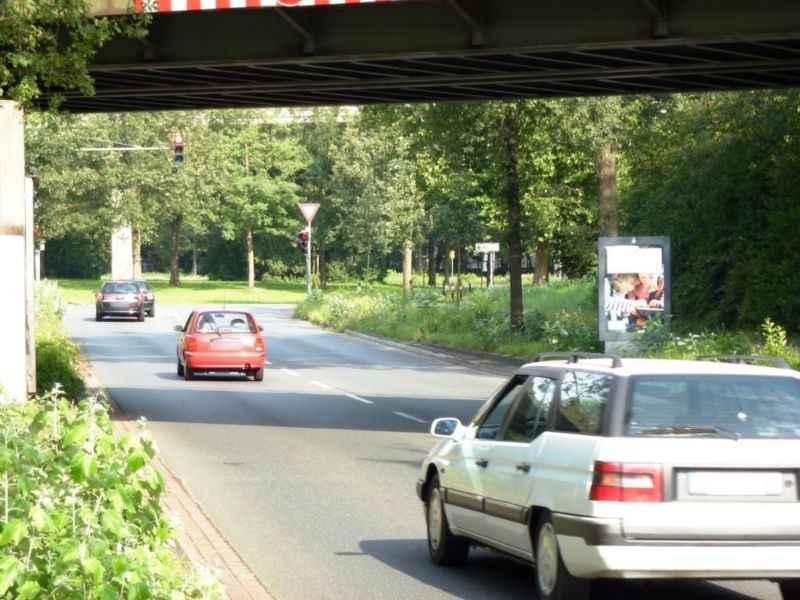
185,351 -> 265,372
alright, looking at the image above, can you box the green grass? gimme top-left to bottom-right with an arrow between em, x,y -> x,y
53,274 -> 308,304
297,278 -> 602,359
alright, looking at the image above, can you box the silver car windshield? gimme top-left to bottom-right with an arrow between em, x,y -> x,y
625,375 -> 800,439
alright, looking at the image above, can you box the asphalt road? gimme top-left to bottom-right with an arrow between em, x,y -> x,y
63,303 -> 782,600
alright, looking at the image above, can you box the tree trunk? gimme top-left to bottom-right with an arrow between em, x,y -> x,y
192,241 -> 198,276
504,105 -> 524,331
319,247 -> 327,289
534,241 -> 550,285
402,239 -> 413,302
596,141 -> 619,237
443,241 -> 451,287
246,226 -> 255,290
132,228 -> 142,279
427,242 -> 437,287
169,214 -> 182,287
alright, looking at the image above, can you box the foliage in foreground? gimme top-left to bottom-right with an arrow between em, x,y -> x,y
35,280 -> 85,399
297,278 -> 800,367
0,390 -> 223,599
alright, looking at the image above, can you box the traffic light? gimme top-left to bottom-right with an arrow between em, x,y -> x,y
170,132 -> 185,164
297,229 -> 309,254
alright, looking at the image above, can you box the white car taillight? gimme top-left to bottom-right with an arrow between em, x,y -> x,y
590,461 -> 663,502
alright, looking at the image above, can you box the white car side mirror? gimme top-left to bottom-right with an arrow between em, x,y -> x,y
430,417 -> 464,439
173,324 -> 184,332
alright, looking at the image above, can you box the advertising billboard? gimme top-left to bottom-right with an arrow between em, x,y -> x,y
598,236 -> 671,342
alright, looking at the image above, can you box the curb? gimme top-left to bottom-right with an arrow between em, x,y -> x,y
81,365 -> 275,600
343,330 -> 523,377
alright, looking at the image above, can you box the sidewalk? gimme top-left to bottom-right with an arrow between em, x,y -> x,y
83,366 -> 274,600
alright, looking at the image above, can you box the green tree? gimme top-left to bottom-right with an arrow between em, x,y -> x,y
0,0 -> 147,109
624,91 -> 800,332
295,107 -> 354,287
208,110 -> 307,288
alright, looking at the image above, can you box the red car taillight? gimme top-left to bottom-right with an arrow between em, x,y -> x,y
255,337 -> 264,352
590,461 -> 663,502
186,336 -> 198,352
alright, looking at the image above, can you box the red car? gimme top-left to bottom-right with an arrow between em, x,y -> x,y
174,308 -> 266,381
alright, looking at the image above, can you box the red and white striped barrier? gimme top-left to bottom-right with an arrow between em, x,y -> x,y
132,0 -> 405,12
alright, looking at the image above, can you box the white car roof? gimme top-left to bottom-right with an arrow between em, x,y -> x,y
519,356 -> 799,378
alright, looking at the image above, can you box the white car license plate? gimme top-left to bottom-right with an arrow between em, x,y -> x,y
687,471 -> 784,496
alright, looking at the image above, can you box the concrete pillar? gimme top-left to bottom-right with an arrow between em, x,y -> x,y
25,178 -> 36,395
111,225 -> 133,280
0,101 -> 28,403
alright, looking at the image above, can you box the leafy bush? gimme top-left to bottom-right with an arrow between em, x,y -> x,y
361,266 -> 382,284
35,281 -> 85,399
35,333 -> 85,400
324,261 -> 350,283
35,279 -> 66,325
523,308 -> 548,338
259,258 -> 306,282
326,292 -> 354,330
762,318 -> 788,356
541,310 -> 602,352
0,390 -> 222,598
412,288 -> 443,309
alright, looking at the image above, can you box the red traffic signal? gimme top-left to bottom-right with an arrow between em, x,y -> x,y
297,229 -> 309,253
170,132 -> 185,164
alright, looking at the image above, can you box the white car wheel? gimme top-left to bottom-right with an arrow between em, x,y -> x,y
534,513 -> 590,600
428,486 -> 444,551
536,520 -> 559,597
425,475 -> 469,565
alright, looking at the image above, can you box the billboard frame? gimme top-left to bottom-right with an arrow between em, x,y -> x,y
598,236 -> 671,342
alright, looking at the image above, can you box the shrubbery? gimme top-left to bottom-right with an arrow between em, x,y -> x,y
296,277 -> 799,364
0,280 -> 223,598
35,280 -> 85,399
296,279 -> 603,356
0,390 -> 222,598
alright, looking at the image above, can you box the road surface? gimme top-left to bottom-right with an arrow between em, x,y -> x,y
63,303 -> 782,600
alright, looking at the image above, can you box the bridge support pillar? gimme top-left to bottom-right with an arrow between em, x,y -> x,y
0,100 -> 31,403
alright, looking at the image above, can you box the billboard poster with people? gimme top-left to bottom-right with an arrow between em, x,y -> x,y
598,236 -> 671,342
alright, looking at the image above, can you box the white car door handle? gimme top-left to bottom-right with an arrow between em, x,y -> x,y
516,463 -> 531,473
475,459 -> 489,468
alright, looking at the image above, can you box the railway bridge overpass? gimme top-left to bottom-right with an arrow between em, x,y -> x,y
62,0 -> 800,112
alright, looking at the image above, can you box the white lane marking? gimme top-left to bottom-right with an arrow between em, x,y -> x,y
393,411 -> 427,424
265,361 -> 272,365
310,380 -> 332,390
281,368 -> 299,377
347,393 -> 373,404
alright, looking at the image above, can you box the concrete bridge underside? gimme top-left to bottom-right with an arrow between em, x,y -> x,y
50,0 -> 800,113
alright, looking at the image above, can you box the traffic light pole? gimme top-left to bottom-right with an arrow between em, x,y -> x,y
297,202 -> 320,299
306,225 -> 312,298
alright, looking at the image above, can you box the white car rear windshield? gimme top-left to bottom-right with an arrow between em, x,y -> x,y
625,375 -> 800,439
